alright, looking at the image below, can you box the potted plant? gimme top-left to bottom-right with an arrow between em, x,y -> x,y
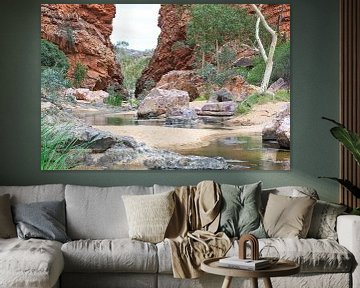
320,117 -> 360,215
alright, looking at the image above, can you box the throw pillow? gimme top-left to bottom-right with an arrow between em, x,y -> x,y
122,190 -> 175,243
12,200 -> 70,243
0,194 -> 17,238
307,200 -> 347,240
218,182 -> 266,238
263,193 -> 316,238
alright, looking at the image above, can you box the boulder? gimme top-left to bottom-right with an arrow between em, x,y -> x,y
65,88 -> 109,103
267,78 -> 289,94
197,102 -> 235,116
209,88 -> 234,102
156,70 -> 203,101
165,108 -> 199,127
262,103 -> 290,149
224,76 -> 260,102
137,88 -> 190,119
233,57 -> 253,68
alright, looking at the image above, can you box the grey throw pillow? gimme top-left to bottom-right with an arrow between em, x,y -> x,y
307,200 -> 347,240
0,194 -> 16,238
12,200 -> 70,243
218,182 -> 266,238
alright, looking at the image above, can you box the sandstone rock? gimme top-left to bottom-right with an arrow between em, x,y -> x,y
209,88 -> 234,102
137,88 -> 190,119
197,102 -> 235,117
165,108 -> 199,127
41,4 -> 125,92
262,103 -> 290,149
224,76 -> 260,102
233,57 -> 253,68
156,70 -> 203,101
276,115 -> 290,149
267,78 -> 289,94
65,88 -> 109,103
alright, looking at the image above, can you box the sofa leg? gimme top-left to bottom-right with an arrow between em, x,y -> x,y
221,276 -> 232,288
263,277 -> 273,288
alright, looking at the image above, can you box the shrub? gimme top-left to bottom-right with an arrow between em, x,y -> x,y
73,62 -> 88,88
41,67 -> 70,100
41,121 -> 87,170
246,41 -> 290,86
198,63 -> 237,87
104,85 -> 123,106
41,39 -> 69,72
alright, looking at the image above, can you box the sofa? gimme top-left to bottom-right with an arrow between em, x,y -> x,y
0,183 -> 359,288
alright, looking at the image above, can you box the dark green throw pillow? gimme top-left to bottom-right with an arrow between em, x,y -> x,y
218,182 -> 266,238
12,200 -> 70,243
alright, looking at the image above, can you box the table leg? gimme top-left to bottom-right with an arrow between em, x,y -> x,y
263,277 -> 273,288
251,278 -> 258,288
221,276 -> 233,288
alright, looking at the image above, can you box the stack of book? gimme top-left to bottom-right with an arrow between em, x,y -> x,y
218,257 -> 271,270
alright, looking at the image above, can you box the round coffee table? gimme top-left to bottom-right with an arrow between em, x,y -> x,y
201,257 -> 300,288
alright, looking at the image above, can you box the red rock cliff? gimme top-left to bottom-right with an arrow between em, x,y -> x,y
41,4 -> 125,92
136,4 -> 290,96
135,4 -> 194,96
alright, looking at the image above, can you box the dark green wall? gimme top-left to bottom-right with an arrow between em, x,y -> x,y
0,0 -> 340,203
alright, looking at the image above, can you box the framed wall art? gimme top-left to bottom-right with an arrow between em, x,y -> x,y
40,3 -> 290,170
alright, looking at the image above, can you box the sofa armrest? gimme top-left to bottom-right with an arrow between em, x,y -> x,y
337,215 -> 360,288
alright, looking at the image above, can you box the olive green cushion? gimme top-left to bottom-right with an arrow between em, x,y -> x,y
218,182 -> 266,238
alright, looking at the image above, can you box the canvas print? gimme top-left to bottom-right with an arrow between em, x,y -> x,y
40,4 -> 290,170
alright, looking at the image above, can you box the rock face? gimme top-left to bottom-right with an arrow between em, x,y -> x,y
41,4 -> 125,92
136,4 -> 290,96
262,103 -> 290,149
137,88 -> 190,119
135,5 -> 194,96
224,76 -> 260,101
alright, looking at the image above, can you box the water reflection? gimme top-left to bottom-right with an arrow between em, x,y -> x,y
76,112 -> 290,170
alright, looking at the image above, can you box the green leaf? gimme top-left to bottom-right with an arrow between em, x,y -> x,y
322,117 -> 360,165
319,177 -> 360,199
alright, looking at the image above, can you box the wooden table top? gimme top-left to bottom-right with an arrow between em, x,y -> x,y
201,257 -> 300,278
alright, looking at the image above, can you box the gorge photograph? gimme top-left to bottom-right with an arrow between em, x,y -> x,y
40,4 -> 291,170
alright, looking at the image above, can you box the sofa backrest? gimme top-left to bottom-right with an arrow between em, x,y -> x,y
65,184 -> 154,240
0,184 -> 65,204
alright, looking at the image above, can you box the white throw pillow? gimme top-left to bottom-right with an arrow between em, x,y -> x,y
122,191 -> 175,243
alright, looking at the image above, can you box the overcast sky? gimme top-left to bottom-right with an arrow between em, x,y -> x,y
110,4 -> 161,51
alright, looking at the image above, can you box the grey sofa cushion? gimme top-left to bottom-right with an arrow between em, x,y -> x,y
12,200 -> 70,243
65,185 -> 153,239
62,239 -> 158,273
0,238 -> 64,288
0,184 -> 65,204
158,237 -> 353,274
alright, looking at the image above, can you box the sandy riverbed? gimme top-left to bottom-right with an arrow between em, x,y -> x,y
92,101 -> 288,151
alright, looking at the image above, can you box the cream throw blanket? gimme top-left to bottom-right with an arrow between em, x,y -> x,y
165,181 -> 231,278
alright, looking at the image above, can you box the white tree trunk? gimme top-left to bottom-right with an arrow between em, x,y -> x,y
252,4 -> 278,93
255,17 -> 268,63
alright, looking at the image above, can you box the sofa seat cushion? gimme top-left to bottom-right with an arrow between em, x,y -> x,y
157,238 -> 354,274
0,238 -> 64,288
62,239 -> 158,273
230,238 -> 354,273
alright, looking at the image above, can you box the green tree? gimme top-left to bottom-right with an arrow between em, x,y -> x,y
187,5 -> 253,71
